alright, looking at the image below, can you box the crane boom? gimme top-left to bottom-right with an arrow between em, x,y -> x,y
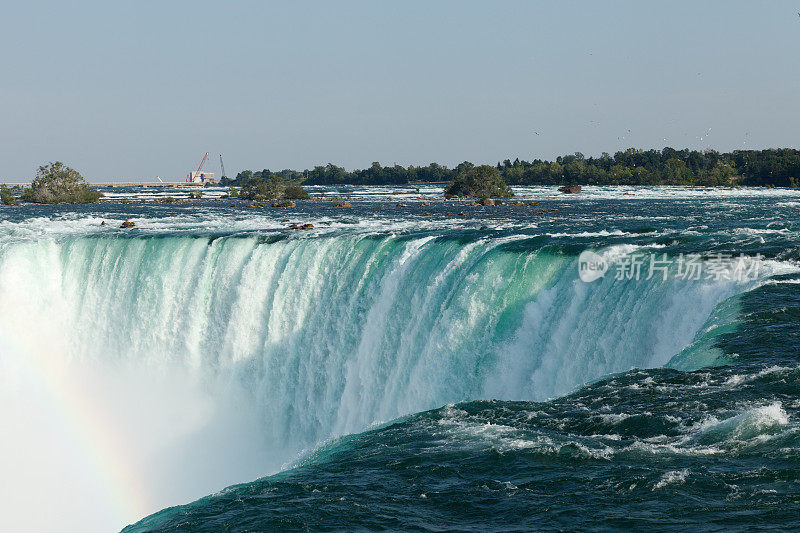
187,152 -> 210,183
196,152 -> 209,173
219,154 -> 227,180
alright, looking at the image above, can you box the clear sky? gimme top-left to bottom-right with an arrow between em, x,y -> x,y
1,0 -> 799,182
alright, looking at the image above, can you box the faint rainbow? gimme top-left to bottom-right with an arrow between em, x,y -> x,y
0,323 -> 152,527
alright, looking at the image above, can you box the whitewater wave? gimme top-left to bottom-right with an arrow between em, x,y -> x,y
652,469 -> 690,490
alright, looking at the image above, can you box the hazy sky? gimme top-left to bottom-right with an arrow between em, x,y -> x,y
1,1 -> 799,182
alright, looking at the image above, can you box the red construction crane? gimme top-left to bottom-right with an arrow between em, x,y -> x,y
187,152 -> 210,183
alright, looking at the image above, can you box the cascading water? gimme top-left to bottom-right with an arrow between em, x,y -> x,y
2,234 -> 755,430
0,230 -> 775,531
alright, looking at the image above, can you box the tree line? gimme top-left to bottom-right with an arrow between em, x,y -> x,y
223,148 -> 800,188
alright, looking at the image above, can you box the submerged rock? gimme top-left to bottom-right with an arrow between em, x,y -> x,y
120,220 -> 135,228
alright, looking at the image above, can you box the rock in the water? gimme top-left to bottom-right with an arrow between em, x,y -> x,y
558,185 -> 582,194
272,200 -> 296,208
334,202 -> 352,207
120,220 -> 135,228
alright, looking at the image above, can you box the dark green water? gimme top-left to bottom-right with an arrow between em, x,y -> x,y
127,280 -> 800,532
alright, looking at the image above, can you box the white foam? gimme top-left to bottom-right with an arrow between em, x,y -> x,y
691,402 -> 789,443
653,469 -> 690,490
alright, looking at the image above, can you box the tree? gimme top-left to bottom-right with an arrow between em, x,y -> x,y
21,162 -> 101,204
1,186 -> 16,205
663,158 -> 692,185
240,174 -> 309,201
444,164 -> 513,198
240,175 -> 275,201
227,147 -> 800,188
232,170 -> 254,186
284,181 -> 310,199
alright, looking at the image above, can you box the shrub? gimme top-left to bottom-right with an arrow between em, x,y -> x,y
240,175 -> 276,201
444,165 -> 513,198
241,175 -> 309,201
21,162 -> 102,204
1,186 -> 16,205
284,181 -> 310,199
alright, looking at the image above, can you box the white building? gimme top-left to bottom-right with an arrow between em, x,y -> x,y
187,171 -> 216,185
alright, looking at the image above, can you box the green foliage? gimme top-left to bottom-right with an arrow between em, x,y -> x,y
20,162 -> 101,204
188,191 -> 203,199
445,165 -> 513,198
222,187 -> 240,199
1,186 -> 16,205
240,175 -> 276,201
228,148 -> 799,189
284,181 -> 310,199
240,174 -> 309,201
230,170 -> 253,186
162,196 -> 176,203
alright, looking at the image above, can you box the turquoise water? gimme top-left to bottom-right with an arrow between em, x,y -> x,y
0,186 -> 798,531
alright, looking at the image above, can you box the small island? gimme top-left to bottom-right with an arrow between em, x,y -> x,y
20,162 -> 102,204
444,164 -> 513,199
239,174 -> 310,202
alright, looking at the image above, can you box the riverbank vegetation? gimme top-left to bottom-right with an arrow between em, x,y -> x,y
224,148 -> 800,188
21,162 -> 101,203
